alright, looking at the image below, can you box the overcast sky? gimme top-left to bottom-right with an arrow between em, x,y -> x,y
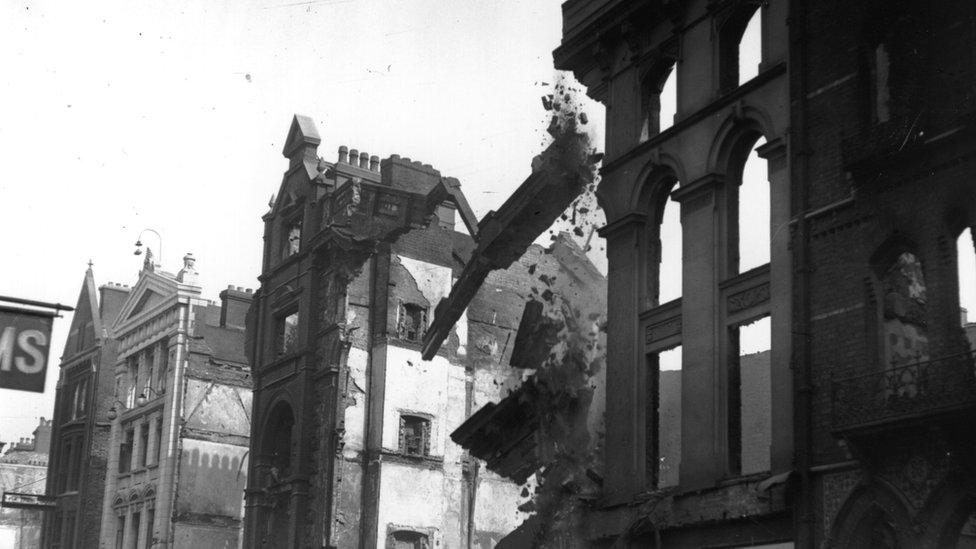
0,0 -> 607,442
1,1 -> 973,443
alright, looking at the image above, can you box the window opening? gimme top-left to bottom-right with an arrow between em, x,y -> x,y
397,303 -> 428,342
392,530 -> 430,549
737,137 -> 770,273
268,405 -> 295,480
640,65 -> 677,142
882,252 -> 929,371
281,220 -> 302,260
738,9 -> 762,86
277,311 -> 299,355
155,421 -> 164,464
729,316 -> 771,476
399,415 -> 431,457
115,514 -> 125,549
959,229 -> 975,350
659,196 -> 682,303
139,424 -> 149,468
650,345 -> 682,488
119,427 -> 134,474
129,511 -> 141,549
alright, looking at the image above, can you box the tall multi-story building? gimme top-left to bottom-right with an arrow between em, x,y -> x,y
242,116 -> 604,548
42,266 -> 127,549
1,418 -> 52,549
431,0 -> 976,547
95,255 -> 253,549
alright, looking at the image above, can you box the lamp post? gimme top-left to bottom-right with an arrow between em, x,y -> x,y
106,400 -> 128,421
133,229 -> 163,267
136,386 -> 164,408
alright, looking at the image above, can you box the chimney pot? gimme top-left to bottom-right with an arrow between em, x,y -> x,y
246,288 -> 253,293
338,145 -> 349,163
236,286 -> 244,292
349,149 -> 359,163
370,155 -> 380,171
358,152 -> 368,168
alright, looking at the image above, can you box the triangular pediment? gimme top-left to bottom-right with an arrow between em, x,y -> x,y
63,268 -> 102,357
114,271 -> 178,329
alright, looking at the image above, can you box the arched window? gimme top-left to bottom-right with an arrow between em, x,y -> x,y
717,3 -> 762,91
640,64 -> 678,142
738,9 -> 762,86
881,252 -> 929,370
736,137 -> 770,274
659,194 -> 682,303
265,403 -> 295,479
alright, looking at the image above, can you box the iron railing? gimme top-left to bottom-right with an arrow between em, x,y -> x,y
831,351 -> 976,433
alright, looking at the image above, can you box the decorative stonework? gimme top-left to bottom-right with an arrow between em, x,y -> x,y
821,469 -> 861,542
727,282 -> 770,313
645,316 -> 682,344
880,446 -> 952,511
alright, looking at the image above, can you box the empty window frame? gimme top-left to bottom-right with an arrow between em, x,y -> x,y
640,64 -> 677,143
391,530 -> 430,549
647,345 -> 682,489
398,414 -> 431,457
659,194 -> 682,304
267,403 -> 295,479
735,137 -> 770,274
276,311 -> 300,355
155,420 -> 164,465
397,302 -> 428,342
718,3 -> 763,91
881,252 -> 929,369
958,228 -> 975,350
280,219 -> 302,261
870,43 -> 892,123
728,316 -> 771,476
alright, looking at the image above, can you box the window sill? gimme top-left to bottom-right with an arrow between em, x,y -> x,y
380,450 -> 444,470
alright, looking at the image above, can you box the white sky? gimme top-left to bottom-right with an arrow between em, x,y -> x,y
0,0 -> 604,442
1,2 -> 972,443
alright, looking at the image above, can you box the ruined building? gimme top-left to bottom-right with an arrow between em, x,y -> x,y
426,0 -> 976,547
2,418 -> 52,549
44,257 -> 253,548
242,116 -> 605,548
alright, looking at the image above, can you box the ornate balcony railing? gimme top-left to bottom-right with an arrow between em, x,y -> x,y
831,351 -> 976,434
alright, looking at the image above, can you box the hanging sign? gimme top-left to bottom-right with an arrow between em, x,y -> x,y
0,306 -> 54,393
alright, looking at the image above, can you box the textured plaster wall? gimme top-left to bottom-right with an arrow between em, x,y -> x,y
342,346 -> 369,457
176,437 -> 248,520
380,345 -> 457,457
376,463 -> 449,546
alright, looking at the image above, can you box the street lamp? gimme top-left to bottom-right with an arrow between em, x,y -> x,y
133,229 -> 163,266
136,386 -> 164,407
106,400 -> 128,421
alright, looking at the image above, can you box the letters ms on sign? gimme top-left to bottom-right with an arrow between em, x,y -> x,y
0,308 -> 53,393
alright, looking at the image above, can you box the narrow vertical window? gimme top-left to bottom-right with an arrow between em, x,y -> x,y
397,303 -> 428,342
882,252 -> 928,371
115,514 -> 125,549
139,424 -> 149,468
737,137 -> 770,273
398,415 -> 431,457
119,427 -> 134,474
738,9 -> 762,85
654,346 -> 682,488
640,64 -> 677,143
958,229 -> 975,350
729,316 -> 771,476
277,311 -> 300,355
659,196 -> 682,303
155,420 -> 164,464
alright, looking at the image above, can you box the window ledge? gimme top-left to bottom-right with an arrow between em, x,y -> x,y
380,450 -> 444,470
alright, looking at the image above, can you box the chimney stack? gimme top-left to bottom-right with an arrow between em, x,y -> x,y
220,285 -> 255,330
338,145 -> 349,164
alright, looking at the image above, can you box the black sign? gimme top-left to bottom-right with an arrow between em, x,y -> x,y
0,307 -> 54,393
1,492 -> 55,510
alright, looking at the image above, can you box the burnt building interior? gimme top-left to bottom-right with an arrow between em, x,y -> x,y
421,0 -> 976,547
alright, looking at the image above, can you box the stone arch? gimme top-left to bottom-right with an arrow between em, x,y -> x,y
715,0 -> 764,91
262,398 -> 297,478
633,157 -> 684,308
707,106 -> 776,176
142,484 -> 156,501
829,480 -> 915,548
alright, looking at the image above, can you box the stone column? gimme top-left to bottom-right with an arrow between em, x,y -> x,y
136,503 -> 150,549
121,506 -> 135,549
597,213 -> 648,501
672,175 -> 724,489
147,415 -> 159,467
133,422 -> 144,470
757,139 -> 793,473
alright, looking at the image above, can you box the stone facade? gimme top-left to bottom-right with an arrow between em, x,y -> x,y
42,267 -> 125,549
43,258 -> 252,548
530,0 -> 976,547
243,116 -> 603,548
